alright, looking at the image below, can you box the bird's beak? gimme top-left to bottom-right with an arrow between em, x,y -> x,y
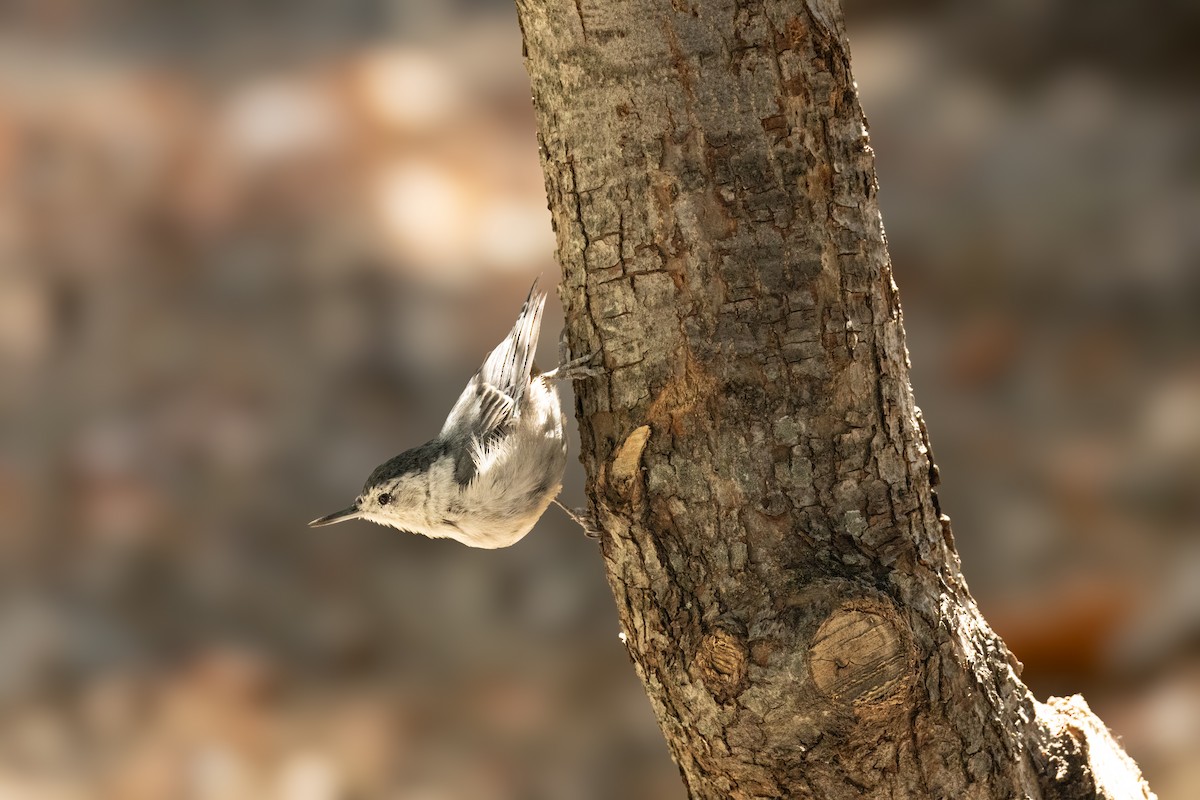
308,505 -> 361,528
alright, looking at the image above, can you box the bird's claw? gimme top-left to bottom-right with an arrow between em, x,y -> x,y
553,499 -> 603,539
543,351 -> 602,382
548,327 -> 602,381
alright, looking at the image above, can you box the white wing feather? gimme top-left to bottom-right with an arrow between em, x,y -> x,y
439,281 -> 546,479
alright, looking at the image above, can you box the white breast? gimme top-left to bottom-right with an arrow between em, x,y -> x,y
417,378 -> 568,549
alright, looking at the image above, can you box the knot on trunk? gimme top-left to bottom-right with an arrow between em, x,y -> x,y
810,600 -> 914,712
695,626 -> 749,703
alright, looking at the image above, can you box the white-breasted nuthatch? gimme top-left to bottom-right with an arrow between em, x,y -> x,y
309,281 -> 596,548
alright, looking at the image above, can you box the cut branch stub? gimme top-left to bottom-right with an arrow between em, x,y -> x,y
809,600 -> 915,713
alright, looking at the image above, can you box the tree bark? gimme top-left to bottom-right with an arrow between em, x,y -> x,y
514,1 -> 1156,798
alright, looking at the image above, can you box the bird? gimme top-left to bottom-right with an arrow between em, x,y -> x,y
308,281 -> 597,548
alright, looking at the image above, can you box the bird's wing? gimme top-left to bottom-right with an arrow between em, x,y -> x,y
440,281 -> 546,483
478,279 -> 545,408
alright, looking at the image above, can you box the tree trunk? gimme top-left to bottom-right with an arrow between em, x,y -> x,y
514,1 -> 1156,797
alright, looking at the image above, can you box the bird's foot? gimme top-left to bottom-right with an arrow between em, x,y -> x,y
542,351 -> 602,382
545,328 -> 602,382
552,499 -> 602,539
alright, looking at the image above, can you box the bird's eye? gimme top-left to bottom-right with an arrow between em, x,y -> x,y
378,492 -> 391,506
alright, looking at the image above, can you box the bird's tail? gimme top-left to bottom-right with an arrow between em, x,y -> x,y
480,279 -> 546,403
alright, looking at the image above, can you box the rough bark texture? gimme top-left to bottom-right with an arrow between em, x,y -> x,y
514,1 -> 1156,798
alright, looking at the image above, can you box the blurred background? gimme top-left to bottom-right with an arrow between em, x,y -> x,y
0,0 -> 1195,797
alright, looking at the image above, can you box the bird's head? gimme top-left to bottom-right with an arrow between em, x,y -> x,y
307,477 -> 423,530
309,443 -> 445,531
